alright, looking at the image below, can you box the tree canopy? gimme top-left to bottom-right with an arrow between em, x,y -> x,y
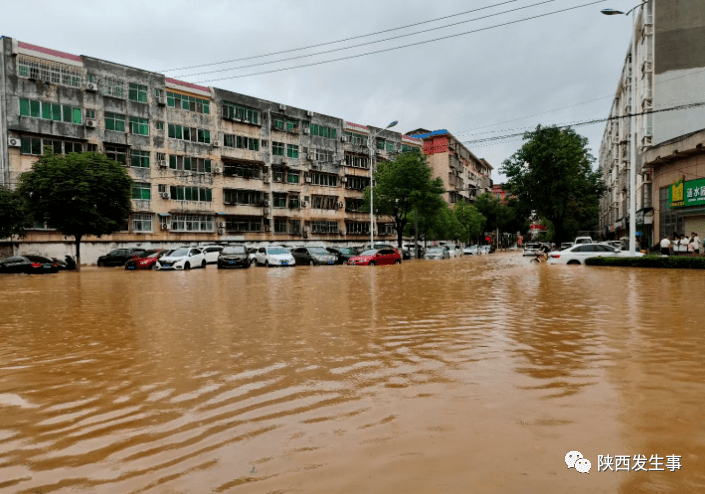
363,150 -> 445,247
0,187 -> 28,239
18,152 -> 133,269
500,125 -> 606,244
453,201 -> 486,244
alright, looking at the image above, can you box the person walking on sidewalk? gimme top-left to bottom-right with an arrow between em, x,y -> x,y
660,235 -> 672,256
691,232 -> 701,254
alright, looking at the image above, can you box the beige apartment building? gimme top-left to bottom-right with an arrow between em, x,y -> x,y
406,129 -> 493,204
0,37 -> 423,262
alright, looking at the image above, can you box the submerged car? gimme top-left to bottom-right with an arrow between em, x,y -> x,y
217,246 -> 250,269
125,250 -> 169,270
199,245 -> 225,264
425,247 -> 450,260
347,248 -> 401,266
0,255 -> 59,274
292,247 -> 336,266
326,247 -> 360,264
547,243 -> 644,265
155,247 -> 207,270
463,245 -> 479,256
255,247 -> 295,267
97,248 -> 147,267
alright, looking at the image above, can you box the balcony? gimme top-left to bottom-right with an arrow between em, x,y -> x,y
132,199 -> 151,211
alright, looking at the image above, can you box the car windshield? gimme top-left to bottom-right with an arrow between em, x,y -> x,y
223,247 -> 246,254
170,248 -> 189,257
359,250 -> 377,256
339,248 -> 356,254
309,248 -> 328,255
267,248 -> 288,255
146,251 -> 161,258
427,248 -> 443,253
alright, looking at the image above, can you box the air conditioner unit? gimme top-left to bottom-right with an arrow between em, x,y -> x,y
305,176 -> 312,183
338,202 -> 344,208
212,166 -> 221,174
212,140 -> 220,147
263,207 -> 271,214
85,119 -> 97,128
376,149 -> 383,155
279,104 -> 287,111
8,137 -> 20,147
263,177 -> 270,183
303,226 -> 310,233
341,177 -> 348,183
161,192 -> 170,199
302,201 -> 309,208
263,199 -> 270,207
218,227 -> 225,235
86,82 -> 98,92
306,110 -> 314,117
218,222 -> 225,228
157,95 -> 166,106
265,225 -> 271,232
161,223 -> 169,231
341,136 -> 347,142
307,154 -> 314,160
340,230 -> 346,235
303,128 -> 310,135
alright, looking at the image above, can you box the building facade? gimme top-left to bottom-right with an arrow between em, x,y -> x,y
406,129 -> 493,204
0,37 -> 423,262
598,0 -> 705,246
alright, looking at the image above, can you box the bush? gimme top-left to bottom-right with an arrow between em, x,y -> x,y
585,255 -> 705,269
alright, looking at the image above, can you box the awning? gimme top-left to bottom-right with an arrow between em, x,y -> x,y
216,212 -> 229,216
157,213 -> 171,217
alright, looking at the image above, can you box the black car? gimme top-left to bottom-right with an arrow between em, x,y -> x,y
326,247 -> 360,265
97,248 -> 147,267
217,246 -> 250,269
291,247 -> 337,266
0,255 -> 59,274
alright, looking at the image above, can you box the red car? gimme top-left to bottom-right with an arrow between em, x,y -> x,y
347,248 -> 401,266
124,250 -> 169,270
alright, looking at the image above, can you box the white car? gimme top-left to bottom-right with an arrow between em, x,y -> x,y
547,243 -> 644,265
199,245 -> 224,264
573,236 -> 594,245
255,246 -> 296,267
445,245 -> 461,258
463,245 -> 479,255
156,247 -> 207,270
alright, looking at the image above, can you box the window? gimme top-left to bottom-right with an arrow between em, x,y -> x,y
197,128 -> 210,144
171,214 -> 213,232
105,145 -> 127,165
169,186 -> 212,202
287,171 -> 299,184
274,218 -> 288,234
17,55 -> 82,88
128,83 -> 148,103
105,112 -> 126,132
64,142 -> 82,153
155,88 -> 163,98
103,77 -> 124,98
377,138 -> 385,150
346,199 -> 364,212
386,141 -> 395,153
344,154 -> 369,169
167,91 -> 210,114
311,195 -> 338,210
315,149 -> 334,162
156,121 -> 164,130
223,189 -> 262,205
225,216 -> 262,233
223,162 -> 261,179
131,150 -> 150,168
311,124 -> 337,139
273,193 -> 287,208
310,172 -> 338,187
168,155 -> 210,172
130,116 -> 149,135
132,213 -> 152,232
346,221 -> 371,234
168,124 -> 210,143
86,109 -> 96,119
20,137 -> 83,156
288,195 -> 300,209
20,137 -> 42,155
19,98 -> 81,124
222,102 -> 258,123
311,220 -> 339,234
192,158 -> 212,173
286,144 -> 299,159
344,131 -> 368,146
273,169 -> 285,183
346,176 -> 370,190
132,183 -> 151,200
289,220 -> 302,235
272,142 -> 285,156
273,118 -> 298,132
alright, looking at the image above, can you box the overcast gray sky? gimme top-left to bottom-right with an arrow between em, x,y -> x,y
4,0 -> 639,181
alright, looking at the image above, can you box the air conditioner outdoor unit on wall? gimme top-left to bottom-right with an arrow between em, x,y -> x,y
158,161 -> 167,168
212,140 -> 220,147
213,166 -> 222,174
306,110 -> 314,117
85,120 -> 97,128
161,192 -> 170,199
341,177 -> 348,183
157,94 -> 166,105
8,137 -> 20,147
279,104 -> 287,111
218,222 -> 225,228
340,230 -> 346,235
86,82 -> 98,92
161,223 -> 169,231
305,176 -> 312,183
303,128 -> 310,135
338,202 -> 344,208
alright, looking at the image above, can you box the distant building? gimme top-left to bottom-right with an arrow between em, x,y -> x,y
406,129 -> 493,204
0,37 -> 423,262
491,183 -> 510,203
598,0 -> 705,246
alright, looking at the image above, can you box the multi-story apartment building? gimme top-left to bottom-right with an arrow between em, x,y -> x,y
406,129 -> 493,204
598,0 -> 705,246
0,37 -> 423,261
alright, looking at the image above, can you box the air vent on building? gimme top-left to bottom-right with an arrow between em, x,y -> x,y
212,140 -> 220,147
158,161 -> 168,168
213,166 -> 222,174
306,110 -> 313,117
279,104 -> 287,111
303,128 -> 310,135
305,176 -> 312,183
218,222 -> 225,228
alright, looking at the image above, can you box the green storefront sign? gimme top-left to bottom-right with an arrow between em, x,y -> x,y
669,177 -> 705,208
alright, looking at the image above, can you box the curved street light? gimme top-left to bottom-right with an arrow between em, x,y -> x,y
368,120 -> 398,247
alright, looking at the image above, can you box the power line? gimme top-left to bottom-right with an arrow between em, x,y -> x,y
178,0 -> 560,78
163,0 -> 522,73
195,0 -> 607,83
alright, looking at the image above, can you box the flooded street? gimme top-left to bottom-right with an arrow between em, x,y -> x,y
1,252 -> 704,493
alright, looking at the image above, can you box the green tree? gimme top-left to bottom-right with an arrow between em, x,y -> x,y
429,205 -> 462,241
18,152 -> 133,270
453,201 -> 486,244
500,125 -> 606,245
0,187 -> 28,239
362,150 -> 445,247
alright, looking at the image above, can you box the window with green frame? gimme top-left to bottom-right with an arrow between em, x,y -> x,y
131,150 -> 150,168
20,98 -> 81,124
286,144 -> 299,159
274,118 -> 284,130
167,91 -> 210,114
128,83 -> 148,103
272,142 -> 285,156
386,141 -> 395,153
132,183 -> 151,200
310,123 -> 337,139
169,186 -> 212,202
222,102 -> 258,123
197,128 -> 210,143
105,112 -> 126,132
287,171 -> 299,183
129,116 -> 149,135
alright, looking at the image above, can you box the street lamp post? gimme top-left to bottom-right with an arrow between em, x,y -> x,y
602,0 -> 650,256
367,120 -> 398,247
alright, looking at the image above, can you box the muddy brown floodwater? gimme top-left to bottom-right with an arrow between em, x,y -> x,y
0,252 -> 704,493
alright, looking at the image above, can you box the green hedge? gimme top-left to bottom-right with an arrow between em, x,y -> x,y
585,255 -> 705,269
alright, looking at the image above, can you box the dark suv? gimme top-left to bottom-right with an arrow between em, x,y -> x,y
97,248 -> 147,267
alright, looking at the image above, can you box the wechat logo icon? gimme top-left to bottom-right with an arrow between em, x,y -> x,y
566,451 -> 591,473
